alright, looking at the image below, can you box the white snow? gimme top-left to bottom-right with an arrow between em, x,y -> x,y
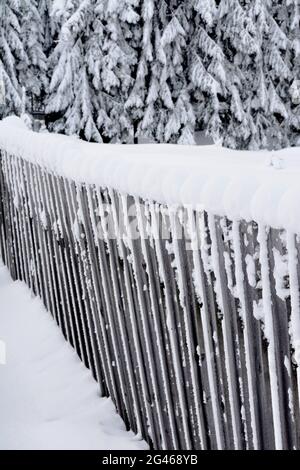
257,225 -> 283,449
1,117 -> 300,234
245,254 -> 256,288
0,261 -> 147,450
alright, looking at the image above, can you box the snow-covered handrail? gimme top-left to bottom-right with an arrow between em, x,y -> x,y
1,117 -> 300,450
1,117 -> 300,233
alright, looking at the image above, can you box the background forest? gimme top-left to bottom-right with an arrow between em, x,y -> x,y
0,0 -> 300,149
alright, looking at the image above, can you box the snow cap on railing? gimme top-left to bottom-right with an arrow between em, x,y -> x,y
1,116 -> 300,233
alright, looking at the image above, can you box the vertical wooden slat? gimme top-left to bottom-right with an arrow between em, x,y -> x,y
2,147 -> 300,450
96,188 -> 144,436
207,213 -> 243,449
187,208 -> 225,449
257,224 -> 285,449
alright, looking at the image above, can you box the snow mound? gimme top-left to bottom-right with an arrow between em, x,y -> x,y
0,262 -> 147,450
1,117 -> 300,233
2,115 -> 29,130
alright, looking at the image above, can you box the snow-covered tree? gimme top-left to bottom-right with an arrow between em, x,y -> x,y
124,0 -> 154,142
215,0 -> 259,149
159,1 -> 195,144
189,0 -> 226,145
95,0 -> 140,142
46,0 -> 102,141
47,0 -> 139,142
38,0 -> 55,54
244,0 -> 300,149
286,0 -> 300,146
18,0 -> 48,114
245,0 -> 290,149
0,0 -> 25,118
126,1 -> 195,144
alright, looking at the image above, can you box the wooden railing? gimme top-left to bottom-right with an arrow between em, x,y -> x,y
1,147 -> 300,450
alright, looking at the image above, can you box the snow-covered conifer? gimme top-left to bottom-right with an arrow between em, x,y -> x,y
189,0 -> 225,145
47,0 -> 139,142
287,0 -> 300,146
95,0 -> 140,142
46,0 -> 103,141
0,0 -> 25,117
248,0 -> 288,149
217,0 -> 259,149
127,1 -> 195,143
124,0 -> 154,142
160,2 -> 195,144
18,0 -> 48,114
38,0 -> 55,54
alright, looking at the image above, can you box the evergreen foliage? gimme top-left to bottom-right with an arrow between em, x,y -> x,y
0,0 -> 299,149
0,0 -> 25,117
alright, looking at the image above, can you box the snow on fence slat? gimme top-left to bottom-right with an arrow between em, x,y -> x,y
1,118 -> 300,449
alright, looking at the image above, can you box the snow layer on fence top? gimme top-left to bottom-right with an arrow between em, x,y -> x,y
1,116 -> 300,233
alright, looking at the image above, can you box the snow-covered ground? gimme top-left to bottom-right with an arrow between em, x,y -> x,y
0,262 -> 147,450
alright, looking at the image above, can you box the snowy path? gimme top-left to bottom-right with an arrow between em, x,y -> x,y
0,262 -> 147,450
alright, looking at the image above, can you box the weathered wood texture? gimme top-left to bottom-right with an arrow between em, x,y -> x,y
0,150 -> 299,450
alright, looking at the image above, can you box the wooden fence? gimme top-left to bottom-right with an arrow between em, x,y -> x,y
1,148 -> 300,450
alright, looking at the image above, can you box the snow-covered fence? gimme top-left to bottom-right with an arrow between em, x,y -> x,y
1,118 -> 300,450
